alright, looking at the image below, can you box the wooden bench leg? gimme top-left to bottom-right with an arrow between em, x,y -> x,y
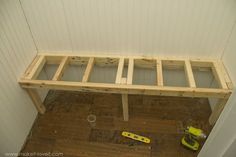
209,98 -> 228,125
26,88 -> 46,114
122,94 -> 129,121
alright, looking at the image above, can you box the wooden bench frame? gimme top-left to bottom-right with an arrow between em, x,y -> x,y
18,53 -> 233,125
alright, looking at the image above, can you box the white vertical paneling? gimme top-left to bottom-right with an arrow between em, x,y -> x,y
223,138 -> 236,157
199,19 -> 236,157
20,0 -> 72,51
0,0 -> 37,155
21,0 -> 236,58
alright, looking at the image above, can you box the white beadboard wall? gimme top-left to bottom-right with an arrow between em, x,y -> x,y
0,0 -> 37,155
21,0 -> 236,58
199,19 -> 236,157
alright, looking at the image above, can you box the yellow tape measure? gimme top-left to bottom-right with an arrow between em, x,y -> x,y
122,131 -> 151,143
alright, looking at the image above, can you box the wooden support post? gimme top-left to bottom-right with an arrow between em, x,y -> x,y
82,57 -> 95,82
209,98 -> 229,125
25,55 -> 46,80
184,60 -> 196,88
52,56 -> 69,81
26,88 -> 46,114
120,58 -> 133,120
122,94 -> 129,121
116,58 -> 125,84
121,77 -> 129,120
156,60 -> 163,86
127,58 -> 134,85
116,58 -> 130,121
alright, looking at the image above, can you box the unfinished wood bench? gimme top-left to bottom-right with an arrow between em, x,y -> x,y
18,53 -> 233,125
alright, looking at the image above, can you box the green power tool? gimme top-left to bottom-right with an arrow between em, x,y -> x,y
181,126 -> 207,151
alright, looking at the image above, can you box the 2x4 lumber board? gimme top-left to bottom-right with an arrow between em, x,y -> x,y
122,94 -> 129,121
52,56 -> 69,81
127,58 -> 134,85
116,58 -> 125,84
209,98 -> 229,125
19,79 -> 231,98
25,88 -> 46,114
134,59 -> 156,69
22,55 -> 40,78
184,60 -> 196,88
46,56 -> 63,64
69,57 -> 89,66
25,55 -> 46,80
94,58 -> 119,67
162,60 -> 185,66
40,52 -> 217,62
120,77 -> 129,121
39,52 -> 155,60
190,60 -> 214,67
121,78 -> 127,84
82,57 -> 95,82
162,60 -> 185,70
156,60 -> 163,86
218,61 -> 233,89
212,61 -> 228,89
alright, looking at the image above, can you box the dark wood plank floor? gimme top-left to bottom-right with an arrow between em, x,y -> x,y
20,91 -> 212,157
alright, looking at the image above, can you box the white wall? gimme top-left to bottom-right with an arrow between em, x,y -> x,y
20,0 -> 236,58
199,17 -> 236,157
223,138 -> 236,157
0,0 -> 37,155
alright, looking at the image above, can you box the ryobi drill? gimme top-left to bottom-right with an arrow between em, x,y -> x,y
181,126 -> 207,151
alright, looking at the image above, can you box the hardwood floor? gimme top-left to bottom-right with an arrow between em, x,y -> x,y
20,91 -> 212,157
